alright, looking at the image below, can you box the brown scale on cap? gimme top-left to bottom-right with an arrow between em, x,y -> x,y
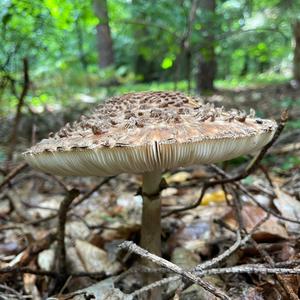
24,91 -> 277,155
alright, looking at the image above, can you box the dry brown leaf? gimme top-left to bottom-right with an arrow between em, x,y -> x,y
223,205 -> 288,241
168,220 -> 214,255
101,223 -> 140,242
37,248 -> 55,271
57,278 -> 132,300
165,171 -> 192,184
171,247 -> 200,269
66,221 -> 90,240
201,189 -> 230,206
74,239 -> 122,275
23,271 -> 41,300
274,187 -> 300,232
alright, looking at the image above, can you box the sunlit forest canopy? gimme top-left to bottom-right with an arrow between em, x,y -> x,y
1,0 -> 300,150
1,0 -> 299,109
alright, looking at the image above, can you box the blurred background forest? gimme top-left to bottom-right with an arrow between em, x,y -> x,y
1,0 -> 300,166
2,2 -> 300,298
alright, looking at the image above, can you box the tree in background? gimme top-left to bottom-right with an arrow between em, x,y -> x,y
293,20 -> 300,84
1,0 -> 300,99
196,0 -> 216,93
93,0 -> 114,68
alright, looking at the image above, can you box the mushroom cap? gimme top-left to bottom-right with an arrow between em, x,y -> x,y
24,91 -> 277,176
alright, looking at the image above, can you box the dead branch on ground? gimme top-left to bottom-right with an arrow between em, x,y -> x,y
53,188 -> 80,292
0,162 -> 28,192
119,241 -> 231,300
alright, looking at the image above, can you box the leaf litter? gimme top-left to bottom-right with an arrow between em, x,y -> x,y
0,161 -> 300,299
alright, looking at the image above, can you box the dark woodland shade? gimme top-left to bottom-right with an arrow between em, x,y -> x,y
24,91 -> 277,176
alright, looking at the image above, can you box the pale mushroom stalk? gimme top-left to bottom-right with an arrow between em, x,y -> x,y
140,170 -> 162,256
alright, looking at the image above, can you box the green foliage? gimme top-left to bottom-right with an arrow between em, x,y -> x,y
1,0 -> 294,82
0,0 -> 299,115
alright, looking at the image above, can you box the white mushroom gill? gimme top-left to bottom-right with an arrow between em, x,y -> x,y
24,131 -> 274,176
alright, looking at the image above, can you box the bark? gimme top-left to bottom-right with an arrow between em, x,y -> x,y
7,58 -> 29,163
196,0 -> 217,94
174,0 -> 199,91
240,54 -> 249,77
293,20 -> 300,83
93,0 -> 114,68
75,16 -> 88,71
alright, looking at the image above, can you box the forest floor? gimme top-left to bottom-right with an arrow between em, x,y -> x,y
0,80 -> 300,299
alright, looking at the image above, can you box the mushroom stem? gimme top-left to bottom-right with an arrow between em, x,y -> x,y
140,169 -> 162,256
140,170 -> 162,299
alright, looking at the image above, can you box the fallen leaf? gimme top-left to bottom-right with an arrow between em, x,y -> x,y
24,261 -> 41,300
168,220 -> 214,255
201,189 -> 230,206
66,221 -> 90,240
223,205 -> 288,241
171,247 -> 200,269
165,171 -> 192,184
58,278 -> 133,300
37,248 -> 55,271
274,187 -> 300,232
74,239 -> 122,275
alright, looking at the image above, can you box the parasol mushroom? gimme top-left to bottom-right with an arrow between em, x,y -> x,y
24,91 -> 277,258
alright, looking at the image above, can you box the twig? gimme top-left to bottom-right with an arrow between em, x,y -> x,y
26,177 -> 115,225
54,188 -> 80,290
130,276 -> 181,298
195,212 -> 270,272
48,174 -> 69,193
196,266 -> 300,276
119,241 -> 231,300
0,162 -> 28,192
227,180 -> 298,300
0,266 -> 57,277
212,165 -> 300,225
0,284 -> 24,299
5,265 -> 297,279
163,184 -> 208,217
275,260 -> 300,268
5,190 -> 32,221
71,176 -> 115,208
250,238 -> 299,300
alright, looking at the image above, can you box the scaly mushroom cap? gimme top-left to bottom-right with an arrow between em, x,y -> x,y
24,91 -> 277,176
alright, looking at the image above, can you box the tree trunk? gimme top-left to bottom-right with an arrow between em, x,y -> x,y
196,0 -> 217,94
93,0 -> 114,68
240,54 -> 249,77
75,16 -> 88,71
293,20 -> 300,83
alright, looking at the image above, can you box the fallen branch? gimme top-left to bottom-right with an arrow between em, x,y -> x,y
250,238 -> 299,300
212,165 -> 300,225
130,276 -> 180,298
54,188 -> 80,291
119,241 -> 231,300
195,212 -> 270,272
229,182 -> 298,300
27,176 -> 115,225
0,162 -> 28,192
0,266 -> 57,277
196,266 -> 300,276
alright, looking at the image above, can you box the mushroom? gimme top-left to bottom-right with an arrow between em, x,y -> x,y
23,91 -> 277,258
